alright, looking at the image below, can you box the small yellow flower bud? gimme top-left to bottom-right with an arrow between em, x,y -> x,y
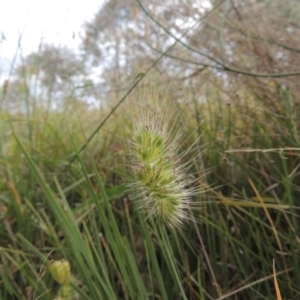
48,260 -> 71,285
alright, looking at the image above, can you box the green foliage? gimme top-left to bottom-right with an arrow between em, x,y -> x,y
1,1 -> 300,299
1,78 -> 300,299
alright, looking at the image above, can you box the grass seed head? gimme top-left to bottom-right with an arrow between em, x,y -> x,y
48,260 -> 71,285
127,94 -> 205,228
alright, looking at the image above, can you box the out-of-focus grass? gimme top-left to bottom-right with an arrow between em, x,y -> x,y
0,79 -> 299,300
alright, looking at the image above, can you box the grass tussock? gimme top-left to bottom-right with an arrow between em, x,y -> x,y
0,77 -> 299,300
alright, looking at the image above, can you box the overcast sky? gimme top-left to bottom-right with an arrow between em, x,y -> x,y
0,0 -> 103,76
0,0 -> 213,81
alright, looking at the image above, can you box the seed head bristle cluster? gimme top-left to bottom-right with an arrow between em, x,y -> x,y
127,98 -> 203,228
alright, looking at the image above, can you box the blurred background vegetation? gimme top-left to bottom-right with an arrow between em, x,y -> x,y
1,0 -> 300,299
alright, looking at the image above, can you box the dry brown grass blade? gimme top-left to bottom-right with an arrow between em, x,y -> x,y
248,178 -> 283,253
273,259 -> 282,300
216,267 -> 292,300
8,182 -> 23,216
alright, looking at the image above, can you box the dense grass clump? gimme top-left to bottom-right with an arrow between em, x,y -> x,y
0,78 -> 299,300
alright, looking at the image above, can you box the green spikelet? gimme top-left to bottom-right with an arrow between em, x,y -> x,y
48,260 -> 71,285
48,260 -> 77,300
57,284 -> 75,300
127,98 -> 204,227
